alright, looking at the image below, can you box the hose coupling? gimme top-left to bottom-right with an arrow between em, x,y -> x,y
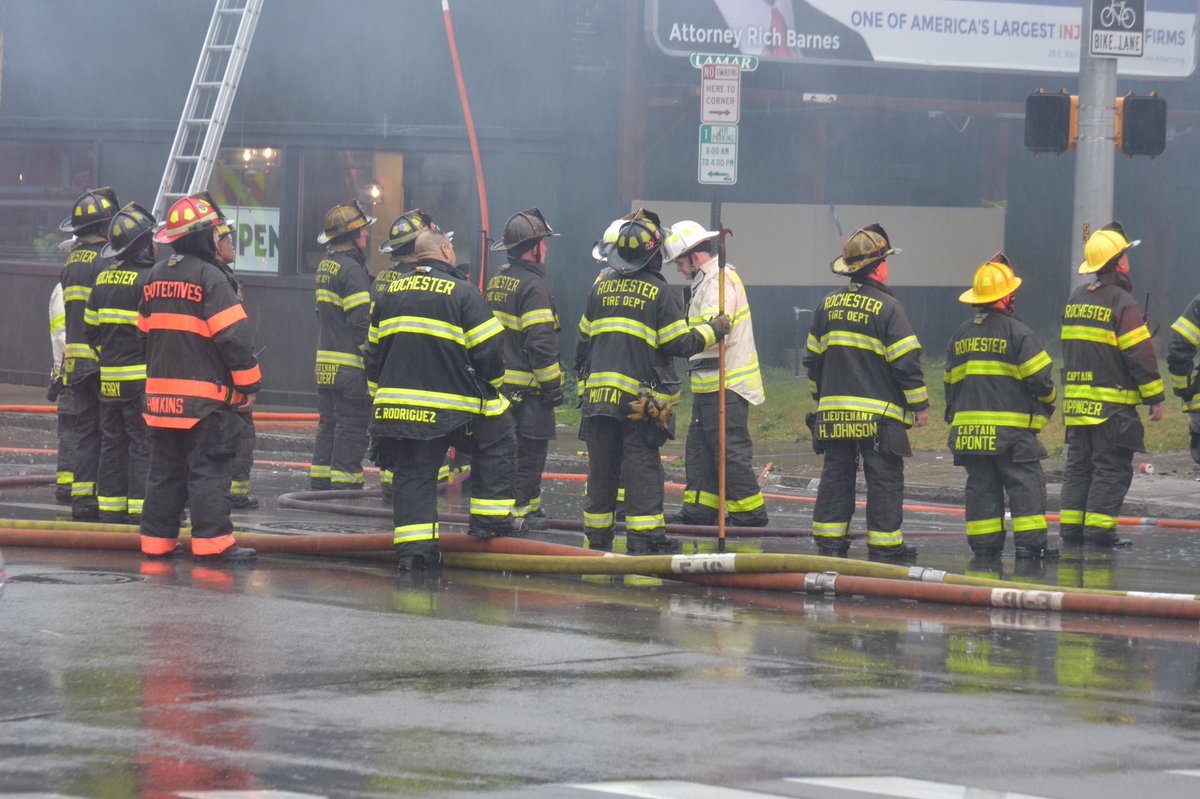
804,571 -> 839,595
908,566 -> 947,583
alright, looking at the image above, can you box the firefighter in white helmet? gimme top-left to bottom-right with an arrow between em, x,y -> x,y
664,220 -> 767,528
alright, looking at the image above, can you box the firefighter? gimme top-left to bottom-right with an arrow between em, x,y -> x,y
213,214 -> 259,510
663,220 -> 767,528
372,209 -> 437,502
58,187 -> 120,520
365,229 -> 524,572
945,254 -> 1058,559
311,200 -> 375,491
85,203 -> 157,524
1060,222 -> 1164,548
138,194 -> 261,561
48,278 -> 75,504
804,224 -> 927,561
1166,291 -> 1200,464
487,208 -> 564,529
575,215 -> 730,554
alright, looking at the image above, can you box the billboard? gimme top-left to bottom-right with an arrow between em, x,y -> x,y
649,0 -> 1197,77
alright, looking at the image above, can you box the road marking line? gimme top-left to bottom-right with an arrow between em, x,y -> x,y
178,792 -> 327,799
570,781 -> 784,798
787,777 -> 1053,799
1168,770 -> 1200,777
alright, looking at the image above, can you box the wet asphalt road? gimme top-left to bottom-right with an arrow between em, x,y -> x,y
2,416 -> 1200,798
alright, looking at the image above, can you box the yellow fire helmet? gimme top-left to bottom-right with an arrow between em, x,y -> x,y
959,252 -> 1021,304
831,223 -> 900,275
317,200 -> 376,245
1078,222 -> 1139,275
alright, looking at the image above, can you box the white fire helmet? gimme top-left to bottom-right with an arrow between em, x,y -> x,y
591,217 -> 625,263
663,220 -> 718,262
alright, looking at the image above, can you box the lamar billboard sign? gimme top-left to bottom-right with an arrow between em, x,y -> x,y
648,0 -> 1197,77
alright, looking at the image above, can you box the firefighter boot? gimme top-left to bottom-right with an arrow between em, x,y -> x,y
815,538 -> 851,558
626,532 -> 682,556
868,542 -> 918,562
396,540 -> 442,572
195,545 -> 257,563
524,509 -> 550,531
587,527 -> 614,552
1015,544 -> 1060,560
229,494 -> 260,510
468,515 -> 529,540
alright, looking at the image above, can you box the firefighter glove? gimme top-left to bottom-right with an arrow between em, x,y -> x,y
539,386 -> 564,408
46,372 -> 62,403
710,314 -> 732,340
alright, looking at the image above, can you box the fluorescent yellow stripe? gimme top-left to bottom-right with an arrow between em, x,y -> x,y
1012,515 -> 1047,532
316,288 -> 344,307
1062,325 -> 1116,346
470,497 -> 515,516
727,492 -> 764,512
945,360 -> 1021,384
1083,512 -> 1117,530
465,316 -> 503,348
532,362 -> 562,383
583,371 -> 642,395
1138,379 -> 1164,399
95,308 -> 140,325
376,315 -> 465,345
625,514 -> 665,532
965,518 -> 1004,536
316,350 -> 364,368
374,387 -> 509,416
903,386 -> 929,405
812,521 -> 848,537
503,369 -> 536,386
63,286 -> 92,302
587,317 -> 656,345
1171,316 -> 1200,346
101,365 -> 146,381
822,331 -> 885,356
867,529 -> 903,546
817,395 -> 913,425
1117,324 -> 1150,351
584,511 -> 615,529
885,335 -> 921,362
1018,350 -> 1052,378
343,291 -> 370,311
950,410 -> 1048,430
394,523 -> 438,545
521,308 -> 557,328
1064,383 -> 1138,404
50,313 -> 66,334
806,332 -> 825,354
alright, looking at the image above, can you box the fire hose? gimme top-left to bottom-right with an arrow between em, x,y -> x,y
1,526 -> 1197,620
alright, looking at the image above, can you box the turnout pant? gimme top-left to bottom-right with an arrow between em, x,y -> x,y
230,410 -> 255,500
812,437 -> 906,552
55,391 -> 79,502
958,452 -> 1047,554
311,366 -> 370,489
389,414 -> 516,553
512,396 -> 555,518
67,372 -> 101,516
582,415 -> 665,548
140,407 -> 242,556
1060,411 -> 1142,545
97,392 -> 148,522
679,390 -> 767,526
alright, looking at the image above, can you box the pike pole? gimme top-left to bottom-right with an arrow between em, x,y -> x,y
715,201 -> 731,554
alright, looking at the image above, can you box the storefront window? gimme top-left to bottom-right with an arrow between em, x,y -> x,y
207,146 -> 285,274
298,150 -> 478,279
0,141 -> 95,264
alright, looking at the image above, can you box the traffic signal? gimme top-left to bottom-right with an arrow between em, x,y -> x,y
1117,92 -> 1167,158
1025,90 -> 1077,154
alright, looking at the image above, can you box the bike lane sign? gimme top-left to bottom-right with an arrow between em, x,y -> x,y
1091,0 -> 1144,57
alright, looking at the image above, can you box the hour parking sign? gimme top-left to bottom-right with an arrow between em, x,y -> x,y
698,124 -> 738,185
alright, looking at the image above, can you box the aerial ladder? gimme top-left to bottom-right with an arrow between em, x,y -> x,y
153,0 -> 264,217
